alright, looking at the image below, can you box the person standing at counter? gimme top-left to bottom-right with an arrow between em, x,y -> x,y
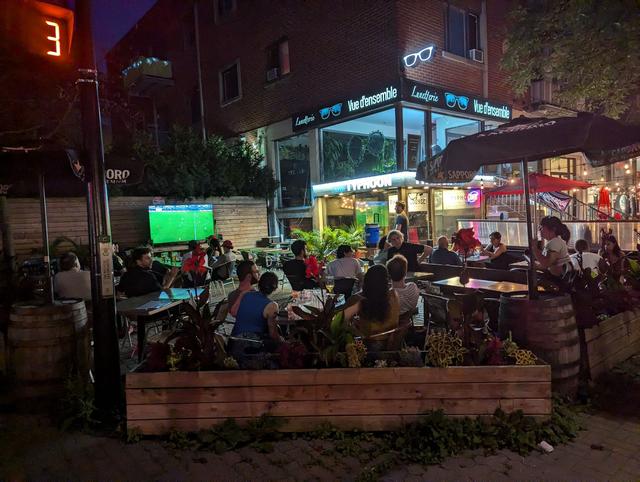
386,230 -> 432,272
394,201 -> 409,240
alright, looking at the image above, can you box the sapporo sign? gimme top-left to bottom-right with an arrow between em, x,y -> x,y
403,79 -> 511,121
292,85 -> 399,131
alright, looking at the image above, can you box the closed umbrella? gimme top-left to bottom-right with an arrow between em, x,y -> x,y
416,112 -> 640,297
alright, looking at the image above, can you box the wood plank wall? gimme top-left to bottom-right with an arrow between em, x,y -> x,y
3,196 -> 268,258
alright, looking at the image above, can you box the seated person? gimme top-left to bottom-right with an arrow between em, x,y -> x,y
571,239 -> 602,273
327,245 -> 364,283
206,236 -> 222,264
599,234 -> 628,284
228,260 -> 260,317
481,231 -> 512,270
112,242 -> 126,277
283,240 -> 318,290
386,254 -> 420,317
373,235 -> 390,265
210,239 -> 236,281
343,265 -> 399,346
181,240 -> 211,287
386,230 -> 433,272
118,247 -> 178,297
429,236 -> 461,266
54,252 -> 92,301
532,216 -> 572,277
229,272 -> 283,362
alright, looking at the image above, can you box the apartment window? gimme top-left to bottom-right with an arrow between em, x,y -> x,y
219,61 -> 241,104
266,38 -> 290,82
215,0 -> 236,22
446,4 -> 481,58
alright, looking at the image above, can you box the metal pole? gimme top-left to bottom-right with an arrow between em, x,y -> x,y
521,160 -> 538,299
75,0 -> 122,414
194,0 -> 207,143
38,171 -> 54,304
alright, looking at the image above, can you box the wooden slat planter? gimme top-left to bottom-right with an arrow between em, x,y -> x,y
583,309 -> 640,379
126,366 -> 552,435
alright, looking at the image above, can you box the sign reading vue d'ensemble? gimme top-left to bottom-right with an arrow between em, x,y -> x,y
404,79 -> 511,121
292,80 -> 512,132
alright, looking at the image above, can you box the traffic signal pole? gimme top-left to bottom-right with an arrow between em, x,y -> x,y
75,0 -> 122,415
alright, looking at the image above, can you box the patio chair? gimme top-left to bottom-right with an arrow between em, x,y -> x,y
333,278 -> 356,298
210,261 -> 236,297
421,293 -> 449,340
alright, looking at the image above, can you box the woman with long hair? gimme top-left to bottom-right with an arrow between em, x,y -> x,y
531,216 -> 572,277
599,234 -> 628,284
343,264 -> 399,344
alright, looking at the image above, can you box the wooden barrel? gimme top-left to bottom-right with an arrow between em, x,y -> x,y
7,300 -> 89,398
499,293 -> 580,397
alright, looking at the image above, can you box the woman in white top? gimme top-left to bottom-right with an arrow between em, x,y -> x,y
532,216 -> 572,277
570,239 -> 602,273
386,254 -> 420,315
327,245 -> 364,282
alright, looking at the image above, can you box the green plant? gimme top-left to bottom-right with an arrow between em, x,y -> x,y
425,332 -> 466,368
291,226 -> 364,263
59,375 -> 99,432
197,415 -> 286,454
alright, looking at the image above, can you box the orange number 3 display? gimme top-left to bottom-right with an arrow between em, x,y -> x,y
45,20 -> 61,57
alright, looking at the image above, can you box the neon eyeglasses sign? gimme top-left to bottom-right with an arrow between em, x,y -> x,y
403,44 -> 436,68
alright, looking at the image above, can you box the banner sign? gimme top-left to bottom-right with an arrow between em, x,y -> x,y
537,191 -> 572,212
292,84 -> 399,132
403,79 -> 512,121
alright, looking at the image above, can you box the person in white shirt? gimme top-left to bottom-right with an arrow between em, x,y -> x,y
532,216 -> 572,277
327,245 -> 364,283
571,239 -> 602,273
54,252 -> 92,301
211,239 -> 236,280
386,254 -> 420,315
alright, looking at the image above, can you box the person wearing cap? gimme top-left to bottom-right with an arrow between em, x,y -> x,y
211,239 -> 236,281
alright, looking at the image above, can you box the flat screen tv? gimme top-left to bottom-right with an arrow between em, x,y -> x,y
148,204 -> 215,245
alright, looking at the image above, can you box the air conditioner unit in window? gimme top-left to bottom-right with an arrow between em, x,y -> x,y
266,67 -> 279,82
469,49 -> 484,63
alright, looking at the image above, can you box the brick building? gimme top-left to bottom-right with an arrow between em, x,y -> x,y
108,0 -> 524,240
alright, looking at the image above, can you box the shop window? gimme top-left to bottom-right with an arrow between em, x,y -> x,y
219,61 -> 241,105
266,38 -> 290,82
431,112 -> 480,155
403,108 -> 427,169
320,108 -> 397,183
276,133 -> 311,208
446,4 -> 481,58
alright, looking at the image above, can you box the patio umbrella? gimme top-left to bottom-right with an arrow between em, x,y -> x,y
485,173 -> 592,196
416,112 -> 640,297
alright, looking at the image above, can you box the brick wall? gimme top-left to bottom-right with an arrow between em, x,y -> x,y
3,196 -> 267,258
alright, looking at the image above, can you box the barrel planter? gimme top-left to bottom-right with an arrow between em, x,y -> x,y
582,309 -> 640,379
499,293 -> 580,396
126,365 -> 552,435
7,300 -> 89,398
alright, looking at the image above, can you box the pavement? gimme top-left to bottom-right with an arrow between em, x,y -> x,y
1,411 -> 638,481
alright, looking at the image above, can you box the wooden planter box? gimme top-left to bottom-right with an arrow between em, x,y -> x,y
126,366 -> 552,435
583,309 -> 640,379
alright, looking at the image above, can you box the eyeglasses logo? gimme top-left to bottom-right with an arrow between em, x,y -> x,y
319,103 -> 342,120
444,92 -> 469,110
403,45 -> 435,68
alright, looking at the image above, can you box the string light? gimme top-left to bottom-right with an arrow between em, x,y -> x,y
624,164 -> 629,169
583,170 -> 588,176
626,169 -> 631,175
600,176 -> 605,182
616,182 -> 620,187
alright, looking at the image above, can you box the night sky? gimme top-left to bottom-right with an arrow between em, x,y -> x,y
92,0 -> 157,69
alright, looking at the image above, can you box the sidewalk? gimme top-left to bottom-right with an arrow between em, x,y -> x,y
1,411 -> 638,481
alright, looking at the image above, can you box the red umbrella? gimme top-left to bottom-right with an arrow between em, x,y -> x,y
485,173 -> 592,196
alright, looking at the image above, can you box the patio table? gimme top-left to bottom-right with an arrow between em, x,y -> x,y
406,271 -> 434,282
432,277 -> 529,294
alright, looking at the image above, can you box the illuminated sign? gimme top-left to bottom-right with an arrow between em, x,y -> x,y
404,80 -> 512,121
292,84 -> 399,131
403,44 -> 436,67
3,1 -> 75,61
312,171 -> 421,196
465,189 -> 481,207
408,192 -> 429,212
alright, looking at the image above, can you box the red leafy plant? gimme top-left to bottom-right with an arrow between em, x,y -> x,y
183,245 -> 209,285
304,255 -> 320,279
277,341 -> 308,368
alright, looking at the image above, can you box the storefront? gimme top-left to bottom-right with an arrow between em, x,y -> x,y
274,79 -> 512,240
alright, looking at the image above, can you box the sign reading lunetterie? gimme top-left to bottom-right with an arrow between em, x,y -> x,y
404,79 -> 512,121
292,85 -> 399,131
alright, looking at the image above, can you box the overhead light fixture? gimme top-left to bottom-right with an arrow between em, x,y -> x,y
600,176 -> 605,182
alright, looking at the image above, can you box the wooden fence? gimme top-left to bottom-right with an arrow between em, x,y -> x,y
1,196 -> 268,258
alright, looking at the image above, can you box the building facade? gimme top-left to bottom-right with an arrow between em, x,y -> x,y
109,0 -> 528,241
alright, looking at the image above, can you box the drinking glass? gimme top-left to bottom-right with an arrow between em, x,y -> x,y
325,275 -> 335,293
